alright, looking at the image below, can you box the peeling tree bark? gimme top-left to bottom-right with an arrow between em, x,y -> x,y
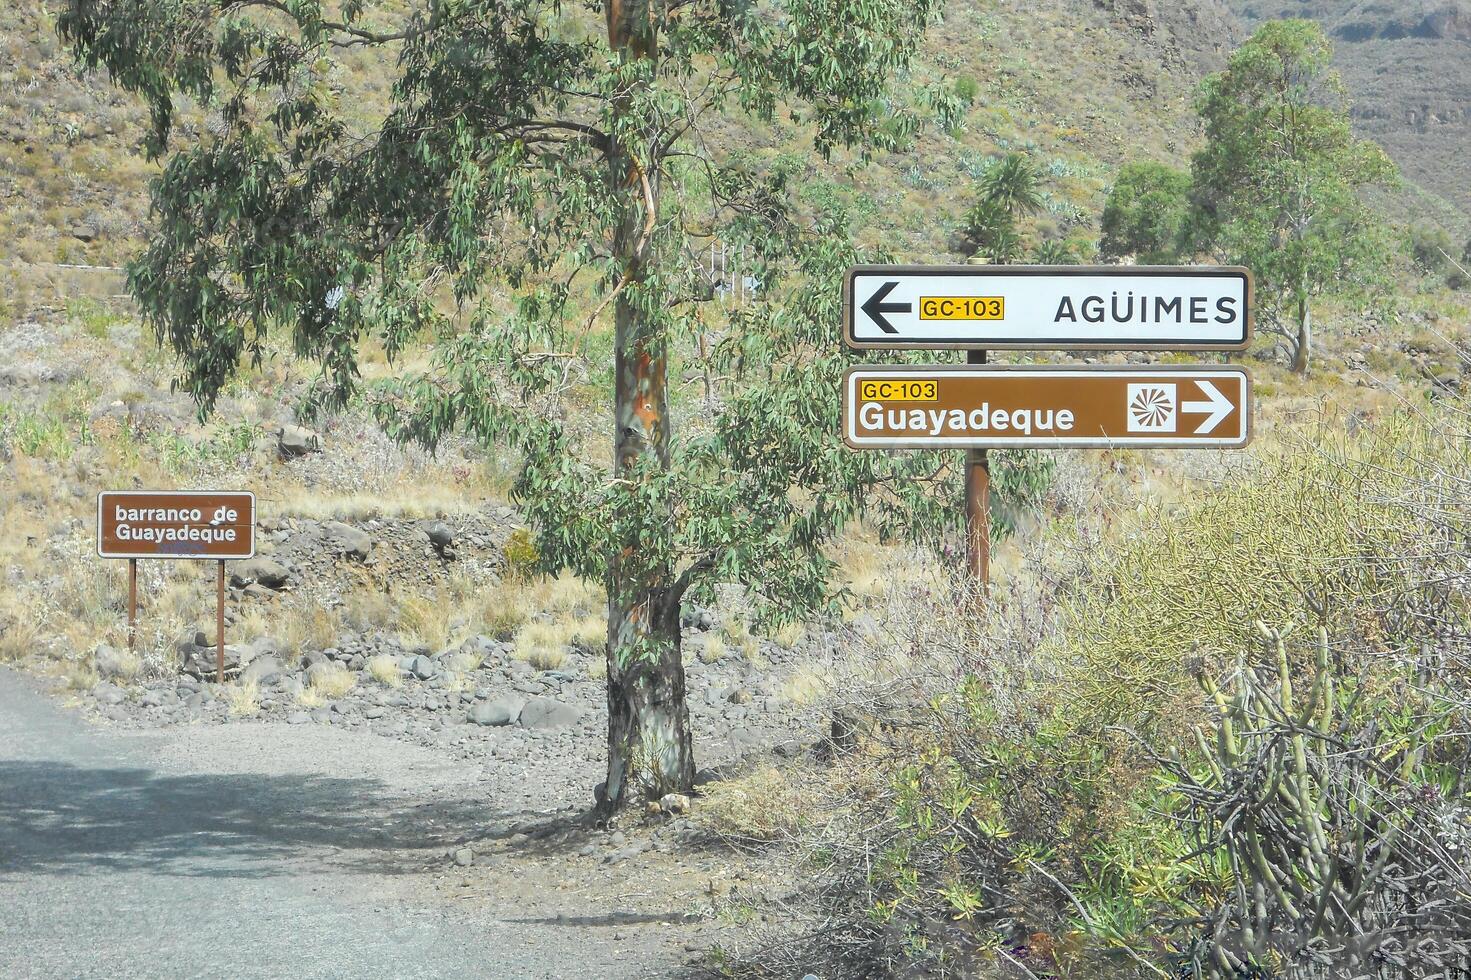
599,0 -> 696,815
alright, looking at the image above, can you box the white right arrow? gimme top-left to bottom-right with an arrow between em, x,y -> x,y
1182,380 -> 1234,434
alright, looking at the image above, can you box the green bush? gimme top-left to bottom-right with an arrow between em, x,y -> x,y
768,405 -> 1471,977
953,76 -> 979,105
1099,161 -> 1192,263
1409,224 -> 1455,272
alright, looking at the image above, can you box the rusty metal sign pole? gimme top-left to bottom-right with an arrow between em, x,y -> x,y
216,560 -> 226,685
127,558 -> 138,653
965,350 -> 990,594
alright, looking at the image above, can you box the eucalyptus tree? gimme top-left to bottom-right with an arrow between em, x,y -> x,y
1192,20 -> 1395,373
60,0 -> 967,812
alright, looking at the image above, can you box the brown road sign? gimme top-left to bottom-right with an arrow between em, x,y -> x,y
97,490 -> 256,560
845,265 -> 1253,351
843,365 -> 1251,449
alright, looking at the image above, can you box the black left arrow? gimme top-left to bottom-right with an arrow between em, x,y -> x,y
860,280 -> 910,334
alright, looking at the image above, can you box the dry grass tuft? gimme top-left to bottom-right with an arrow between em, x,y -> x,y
398,593 -> 452,651
64,661 -> 100,691
342,588 -> 395,633
513,622 -> 570,670
225,680 -> 260,716
308,664 -> 356,699
781,667 -> 829,706
696,766 -> 813,842
367,653 -> 402,687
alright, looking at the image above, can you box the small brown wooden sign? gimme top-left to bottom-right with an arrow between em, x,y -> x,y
97,490 -> 256,560
843,365 -> 1251,449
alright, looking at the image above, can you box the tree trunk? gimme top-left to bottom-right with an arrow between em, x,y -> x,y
599,0 -> 695,815
1292,293 -> 1311,374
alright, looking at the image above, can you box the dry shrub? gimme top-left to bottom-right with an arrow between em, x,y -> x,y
225,680 -> 259,716
308,664 -> 356,699
1054,412 -> 1466,732
513,622 -> 570,670
696,766 -> 815,843
398,593 -> 452,651
367,653 -> 402,687
342,587 -> 394,633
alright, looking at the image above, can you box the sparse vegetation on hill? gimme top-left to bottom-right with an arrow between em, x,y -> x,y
1,1 -> 1470,977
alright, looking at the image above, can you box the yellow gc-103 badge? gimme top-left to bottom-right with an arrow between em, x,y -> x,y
859,379 -> 938,402
919,296 -> 1004,320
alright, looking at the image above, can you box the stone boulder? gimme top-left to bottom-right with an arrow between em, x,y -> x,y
467,694 -> 525,727
518,696 -> 583,730
277,424 -> 321,457
322,521 -> 373,560
229,556 -> 291,589
93,643 -> 137,681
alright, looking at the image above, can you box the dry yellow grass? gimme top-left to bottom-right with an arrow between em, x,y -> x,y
294,683 -> 325,708
308,664 -> 356,699
695,767 -> 813,842
513,622 -> 571,670
367,653 -> 403,687
225,680 -> 260,716
398,592 -> 453,651
697,634 -> 727,664
771,622 -> 806,650
342,587 -> 395,632
444,649 -> 482,674
64,661 -> 99,691
781,667 -> 829,706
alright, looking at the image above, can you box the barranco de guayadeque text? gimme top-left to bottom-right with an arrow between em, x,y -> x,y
111,505 -> 242,543
1053,293 -> 1240,325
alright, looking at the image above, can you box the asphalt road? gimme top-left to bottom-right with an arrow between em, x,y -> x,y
0,668 -> 675,979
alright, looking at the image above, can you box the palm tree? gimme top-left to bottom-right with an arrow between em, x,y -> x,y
981,154 -> 1044,218
1031,239 -> 1077,265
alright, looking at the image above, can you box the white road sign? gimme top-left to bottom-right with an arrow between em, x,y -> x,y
844,265 -> 1252,351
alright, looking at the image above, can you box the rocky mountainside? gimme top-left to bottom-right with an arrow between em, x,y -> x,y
1229,0 -> 1471,230
2,0 -> 1239,320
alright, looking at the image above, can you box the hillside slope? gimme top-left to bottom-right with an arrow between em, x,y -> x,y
1,0 -> 1239,320
1229,0 -> 1471,232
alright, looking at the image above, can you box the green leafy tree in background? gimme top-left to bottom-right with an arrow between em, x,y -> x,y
1098,161 -> 1191,263
1191,19 -> 1396,374
59,0 -> 975,813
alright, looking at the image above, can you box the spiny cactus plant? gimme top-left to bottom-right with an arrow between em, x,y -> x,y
1171,623 -> 1471,979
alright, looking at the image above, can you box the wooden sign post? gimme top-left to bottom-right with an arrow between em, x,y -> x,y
97,490 -> 256,683
842,265 -> 1254,591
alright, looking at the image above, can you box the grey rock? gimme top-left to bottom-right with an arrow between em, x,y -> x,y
230,557 -> 291,589
94,684 -> 126,706
409,655 -> 435,680
322,521 -> 373,560
658,793 -> 691,815
467,695 -> 524,727
287,711 -> 310,725
426,522 -> 455,549
277,424 -> 320,457
518,696 -> 582,730
309,707 -> 331,724
140,690 -> 166,708
365,706 -> 386,720
453,847 -> 475,868
300,650 -> 330,670
179,641 -> 244,680
93,643 -> 134,681
241,655 -> 283,685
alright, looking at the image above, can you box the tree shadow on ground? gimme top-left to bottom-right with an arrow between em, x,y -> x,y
0,759 -> 593,880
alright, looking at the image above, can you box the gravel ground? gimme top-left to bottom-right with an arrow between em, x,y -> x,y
0,666 -> 721,980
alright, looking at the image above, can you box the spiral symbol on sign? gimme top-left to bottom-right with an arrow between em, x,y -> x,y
1127,384 -> 1177,432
